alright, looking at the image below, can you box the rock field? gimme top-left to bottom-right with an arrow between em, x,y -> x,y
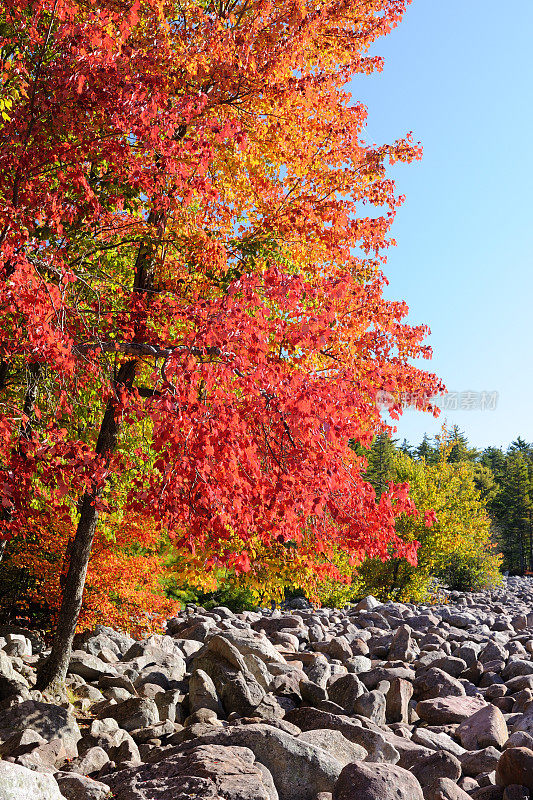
3,577 -> 533,799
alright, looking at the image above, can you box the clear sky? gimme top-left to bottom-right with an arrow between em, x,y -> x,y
347,0 -> 533,451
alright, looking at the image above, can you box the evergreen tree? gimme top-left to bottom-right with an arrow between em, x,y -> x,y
445,426 -> 479,463
399,438 -> 414,457
364,434 -> 397,499
493,451 -> 533,572
415,434 -> 438,463
481,446 -> 506,478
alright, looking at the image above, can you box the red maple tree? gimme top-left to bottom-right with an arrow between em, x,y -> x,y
0,0 -> 443,688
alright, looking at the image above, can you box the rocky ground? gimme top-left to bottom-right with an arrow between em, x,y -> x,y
3,579 -> 533,799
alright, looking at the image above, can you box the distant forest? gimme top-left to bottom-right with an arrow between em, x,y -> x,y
363,427 -> 533,576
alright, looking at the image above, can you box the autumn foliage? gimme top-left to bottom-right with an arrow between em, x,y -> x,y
0,0 -> 444,669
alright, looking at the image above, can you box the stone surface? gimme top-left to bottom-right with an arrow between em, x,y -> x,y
332,760 -> 424,800
0,760 -> 65,800
55,772 -> 113,800
4,576 -> 533,800
457,704 -> 509,750
417,696 -> 487,724
410,751 -> 462,787
0,700 -> 81,758
178,722 -> 344,800
298,729 -> 367,766
104,744 -> 278,800
496,747 -> 533,790
98,697 -> 160,731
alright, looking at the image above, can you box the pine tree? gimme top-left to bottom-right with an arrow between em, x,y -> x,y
365,434 -> 397,499
494,452 -> 533,573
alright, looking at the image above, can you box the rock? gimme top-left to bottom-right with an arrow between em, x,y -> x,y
298,729 -> 367,765
55,772 -> 113,800
352,690 -> 386,726
504,733 -> 533,751
66,745 -> 110,776
457,704 -> 509,750
414,668 -> 466,701
461,747 -> 501,777
104,743 -> 278,800
412,728 -> 466,758
360,666 -> 415,690
193,636 -> 266,716
0,728 -> 46,757
511,710 -> 533,737
216,629 -> 285,665
332,760 -> 424,800
188,669 -> 224,715
300,679 -> 328,705
352,596 -> 381,612
327,673 -> 365,712
409,751 -> 462,787
0,700 -> 81,758
180,722 -> 343,800
386,677 -> 413,724
153,689 -> 184,724
68,651 -> 116,681
431,657 -> 468,678
285,707 -> 400,763
0,650 -> 30,700
425,777 -> 473,800
0,761 -> 65,799
98,697 -> 159,731
389,626 -> 418,662
496,747 -> 533,789
502,787 -> 530,800
417,696 -> 487,724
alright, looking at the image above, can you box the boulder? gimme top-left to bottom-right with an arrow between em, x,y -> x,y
55,772 -> 113,800
68,651 -> 116,681
457,705 -> 509,750
0,760 -> 65,799
461,746 -> 501,777
414,668 -> 466,701
104,743 -> 278,800
0,650 -> 30,700
417,696 -> 487,724
327,673 -> 365,713
285,707 -> 400,763
424,777 -> 475,800
97,697 -> 159,732
386,677 -> 413,724
180,722 -> 344,800
188,669 -> 224,716
496,747 -> 533,790
332,760 -> 424,800
298,729 -> 367,765
409,751 -> 462,787
0,700 -> 81,759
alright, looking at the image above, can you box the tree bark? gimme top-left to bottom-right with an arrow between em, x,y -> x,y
36,178 -> 170,690
36,359 -> 136,689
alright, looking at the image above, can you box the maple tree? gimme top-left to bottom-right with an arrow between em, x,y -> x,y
0,0 -> 444,688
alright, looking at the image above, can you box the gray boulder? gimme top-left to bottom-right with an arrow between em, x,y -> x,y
333,760 -> 424,800
178,722 -> 343,800
55,772 -> 113,800
0,760 -> 65,799
0,700 -> 81,759
104,743 -> 278,800
97,698 -> 159,732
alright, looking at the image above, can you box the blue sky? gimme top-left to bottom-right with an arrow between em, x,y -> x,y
347,0 -> 533,451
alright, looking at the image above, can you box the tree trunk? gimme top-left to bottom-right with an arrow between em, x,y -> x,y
36,196 -> 167,690
36,359 -> 136,689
